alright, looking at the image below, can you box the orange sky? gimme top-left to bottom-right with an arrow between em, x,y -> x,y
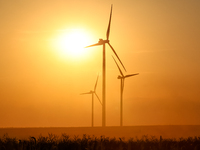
0,0 -> 200,127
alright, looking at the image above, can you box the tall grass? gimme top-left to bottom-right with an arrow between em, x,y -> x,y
0,133 -> 200,150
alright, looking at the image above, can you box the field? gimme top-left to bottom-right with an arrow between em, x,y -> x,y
1,125 -> 200,149
1,125 -> 200,139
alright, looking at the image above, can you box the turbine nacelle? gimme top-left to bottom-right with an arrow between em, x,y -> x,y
98,39 -> 109,44
90,90 -> 94,94
85,5 -> 126,72
112,55 -> 139,80
117,74 -> 139,80
80,75 -> 102,105
117,75 -> 123,79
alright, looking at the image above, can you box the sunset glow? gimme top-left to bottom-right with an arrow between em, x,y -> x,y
52,29 -> 93,60
1,0 -> 200,128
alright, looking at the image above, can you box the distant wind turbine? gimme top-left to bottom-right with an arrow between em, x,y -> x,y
85,5 -> 126,127
80,75 -> 102,127
112,56 -> 139,126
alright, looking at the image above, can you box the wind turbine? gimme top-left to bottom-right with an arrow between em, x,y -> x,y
80,75 -> 102,127
112,56 -> 139,126
85,5 -> 126,127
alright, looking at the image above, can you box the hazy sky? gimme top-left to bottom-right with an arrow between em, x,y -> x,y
1,0 -> 200,127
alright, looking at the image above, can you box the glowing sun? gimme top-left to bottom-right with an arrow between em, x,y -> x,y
53,29 -> 93,60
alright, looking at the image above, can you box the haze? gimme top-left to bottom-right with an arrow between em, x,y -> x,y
1,0 -> 200,127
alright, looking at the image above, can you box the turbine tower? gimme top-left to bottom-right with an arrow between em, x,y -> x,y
80,75 -> 102,127
112,56 -> 139,126
85,5 -> 126,127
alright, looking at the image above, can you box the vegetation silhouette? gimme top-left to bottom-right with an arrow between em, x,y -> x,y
1,133 -> 200,150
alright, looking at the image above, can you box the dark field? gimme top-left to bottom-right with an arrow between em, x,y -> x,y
1,126 -> 200,150
1,125 -> 200,139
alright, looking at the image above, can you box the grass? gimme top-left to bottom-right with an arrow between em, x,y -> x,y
0,133 -> 200,150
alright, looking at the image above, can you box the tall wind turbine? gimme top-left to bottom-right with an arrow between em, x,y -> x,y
85,5 -> 126,127
80,75 -> 102,127
112,56 -> 139,126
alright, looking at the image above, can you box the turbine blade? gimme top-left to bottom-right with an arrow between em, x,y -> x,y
112,56 -> 124,77
80,92 -> 92,95
108,43 -> 127,72
85,42 -> 101,48
94,74 -> 99,91
95,92 -> 102,105
106,5 -> 113,40
125,73 -> 139,78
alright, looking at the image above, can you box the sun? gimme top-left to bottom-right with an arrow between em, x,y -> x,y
52,29 -> 93,60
